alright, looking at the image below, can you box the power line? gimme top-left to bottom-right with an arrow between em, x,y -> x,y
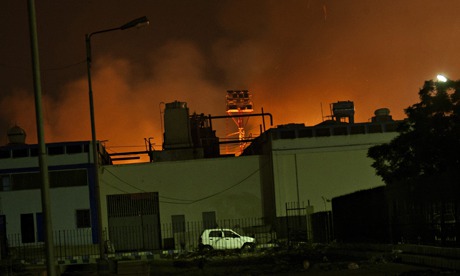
0,63 -> 27,70
102,168 -> 147,193
0,59 -> 85,71
186,167 -> 260,204
100,179 -> 130,194
44,60 -> 86,71
100,178 -> 194,205
102,164 -> 263,205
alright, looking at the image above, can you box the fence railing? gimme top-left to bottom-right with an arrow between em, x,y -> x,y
5,211 -> 457,264
4,217 -> 283,263
389,200 -> 459,246
7,229 -> 99,263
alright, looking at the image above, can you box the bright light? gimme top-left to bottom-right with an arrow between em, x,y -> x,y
437,74 -> 448,82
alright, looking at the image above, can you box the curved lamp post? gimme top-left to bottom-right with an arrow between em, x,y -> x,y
85,16 -> 149,261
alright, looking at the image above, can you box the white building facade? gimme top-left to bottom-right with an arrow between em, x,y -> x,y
0,141 -> 106,245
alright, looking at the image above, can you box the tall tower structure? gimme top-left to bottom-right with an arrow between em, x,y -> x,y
225,90 -> 254,154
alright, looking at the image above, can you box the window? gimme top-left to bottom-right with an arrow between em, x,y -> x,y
202,211 -> 216,229
83,144 -> 90,153
47,146 -> 65,155
224,230 -> 239,238
4,169 -> 88,191
0,215 -> 6,257
171,215 -> 185,233
315,127 -> 331,137
1,176 -> 11,191
36,213 -> 44,242
333,126 -> 348,136
50,170 -> 88,188
367,124 -> 383,133
76,209 -> 91,228
350,125 -> 366,134
12,148 -> 28,158
0,149 -> 10,159
298,128 -> 313,138
384,122 -> 398,132
66,144 -> 83,154
209,230 -> 222,238
30,147 -> 39,157
280,130 -> 296,139
11,173 -> 40,190
20,213 -> 35,243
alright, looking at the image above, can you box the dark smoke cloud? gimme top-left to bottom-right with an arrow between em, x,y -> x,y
1,0 -> 460,153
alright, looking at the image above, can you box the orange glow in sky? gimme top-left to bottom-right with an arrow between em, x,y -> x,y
1,1 -> 459,159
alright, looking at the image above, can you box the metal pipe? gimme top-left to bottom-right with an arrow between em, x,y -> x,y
261,108 -> 266,132
217,139 -> 255,145
208,112 -> 273,127
109,151 -> 149,156
111,157 -> 141,161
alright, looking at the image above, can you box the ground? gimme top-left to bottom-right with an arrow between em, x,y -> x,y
149,247 -> 459,276
8,244 -> 460,275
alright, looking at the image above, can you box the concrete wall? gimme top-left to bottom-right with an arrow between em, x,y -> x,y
270,132 -> 397,216
99,155 -> 264,228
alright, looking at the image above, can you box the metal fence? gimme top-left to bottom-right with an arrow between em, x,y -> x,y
7,229 -> 99,263
4,217 -> 282,263
389,200 -> 459,246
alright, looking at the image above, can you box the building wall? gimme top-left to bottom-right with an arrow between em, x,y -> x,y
0,142 -> 95,239
0,131 -> 398,244
270,132 -> 397,216
0,142 -> 91,170
99,155 -> 264,229
0,186 -> 90,235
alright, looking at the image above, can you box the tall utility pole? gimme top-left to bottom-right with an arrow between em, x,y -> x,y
27,1 -> 56,275
85,16 -> 149,265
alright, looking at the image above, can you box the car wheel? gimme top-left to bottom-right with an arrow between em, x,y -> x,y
241,243 -> 254,252
201,245 -> 213,252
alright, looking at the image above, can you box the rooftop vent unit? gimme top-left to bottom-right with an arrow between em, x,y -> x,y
7,125 -> 26,145
331,101 -> 355,124
371,108 -> 393,123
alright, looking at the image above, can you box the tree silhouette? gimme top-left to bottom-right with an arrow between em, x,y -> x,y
368,79 -> 460,185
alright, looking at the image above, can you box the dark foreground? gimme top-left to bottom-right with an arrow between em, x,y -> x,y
7,246 -> 460,275
152,251 -> 458,276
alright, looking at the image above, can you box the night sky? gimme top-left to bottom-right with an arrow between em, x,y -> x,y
1,1 -> 460,155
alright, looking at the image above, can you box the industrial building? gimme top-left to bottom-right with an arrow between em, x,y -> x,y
0,99 -> 400,252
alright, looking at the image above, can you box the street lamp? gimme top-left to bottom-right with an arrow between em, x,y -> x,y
437,74 -> 448,82
85,16 -> 149,262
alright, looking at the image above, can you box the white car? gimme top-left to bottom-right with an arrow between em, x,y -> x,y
199,228 -> 256,251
